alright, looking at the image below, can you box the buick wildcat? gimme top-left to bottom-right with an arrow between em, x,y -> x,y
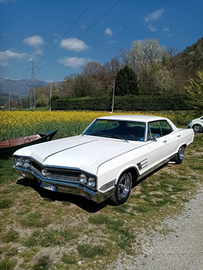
13,115 -> 194,205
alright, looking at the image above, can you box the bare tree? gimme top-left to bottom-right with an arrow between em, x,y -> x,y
103,56 -> 121,88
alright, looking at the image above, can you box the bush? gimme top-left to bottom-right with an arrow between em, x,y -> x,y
51,94 -> 192,111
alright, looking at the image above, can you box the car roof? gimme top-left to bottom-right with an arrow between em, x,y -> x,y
97,114 -> 167,122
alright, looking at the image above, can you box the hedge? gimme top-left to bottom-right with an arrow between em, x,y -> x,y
51,94 -> 192,111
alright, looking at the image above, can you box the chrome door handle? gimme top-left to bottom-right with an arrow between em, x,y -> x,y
163,140 -> 167,143
177,135 -> 181,137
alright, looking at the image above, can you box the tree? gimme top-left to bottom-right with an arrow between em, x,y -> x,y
36,93 -> 49,107
103,56 -> 121,88
185,70 -> 203,111
127,39 -> 167,93
129,38 -> 166,73
115,66 -> 139,96
154,67 -> 174,94
83,62 -> 105,78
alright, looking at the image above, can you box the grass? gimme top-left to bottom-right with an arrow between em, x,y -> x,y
41,229 -> 78,247
62,253 -> 77,265
2,229 -> 19,243
0,199 -> 13,209
0,113 -> 202,269
77,244 -> 107,258
0,258 -> 16,270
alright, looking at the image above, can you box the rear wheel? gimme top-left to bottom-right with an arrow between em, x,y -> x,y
173,146 -> 185,164
192,124 -> 202,133
110,171 -> 132,205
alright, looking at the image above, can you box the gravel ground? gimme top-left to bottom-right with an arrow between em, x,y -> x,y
107,185 -> 203,270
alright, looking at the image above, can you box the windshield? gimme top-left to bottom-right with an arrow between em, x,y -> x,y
83,119 -> 146,142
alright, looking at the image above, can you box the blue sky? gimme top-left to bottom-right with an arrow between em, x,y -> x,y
0,0 -> 203,82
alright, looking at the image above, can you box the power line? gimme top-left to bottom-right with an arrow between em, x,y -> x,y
36,0 -> 94,66
35,0 -> 84,63
38,0 -> 120,72
20,1 -> 84,80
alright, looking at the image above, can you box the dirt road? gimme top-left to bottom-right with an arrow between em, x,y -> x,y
108,185 -> 203,270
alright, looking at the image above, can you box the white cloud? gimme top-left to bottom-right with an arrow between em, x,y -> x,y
108,40 -> 116,44
23,35 -> 44,47
0,50 -> 26,66
59,57 -> 91,68
144,8 -> 164,22
148,23 -> 157,32
60,38 -> 89,52
105,28 -> 113,36
162,27 -> 170,32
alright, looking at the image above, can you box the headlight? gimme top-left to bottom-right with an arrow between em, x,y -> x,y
14,156 -> 31,169
79,174 -> 96,188
24,158 -> 31,169
87,177 -> 95,188
79,174 -> 87,184
15,157 -> 23,167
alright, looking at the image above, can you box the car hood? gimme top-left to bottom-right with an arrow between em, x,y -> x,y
17,135 -> 144,175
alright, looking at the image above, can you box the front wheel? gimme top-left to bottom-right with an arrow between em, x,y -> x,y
110,171 -> 132,205
173,146 -> 185,164
192,124 -> 202,133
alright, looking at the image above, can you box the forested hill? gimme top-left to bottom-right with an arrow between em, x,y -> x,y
173,37 -> 203,79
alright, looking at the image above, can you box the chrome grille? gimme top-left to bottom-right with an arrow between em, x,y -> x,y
31,160 -> 79,182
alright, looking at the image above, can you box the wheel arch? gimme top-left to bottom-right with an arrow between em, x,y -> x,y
192,121 -> 203,127
116,166 -> 139,186
174,143 -> 187,154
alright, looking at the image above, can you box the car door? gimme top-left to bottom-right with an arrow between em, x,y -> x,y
159,120 -> 183,158
147,121 -> 168,168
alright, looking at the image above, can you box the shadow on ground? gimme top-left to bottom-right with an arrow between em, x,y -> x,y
16,177 -> 107,213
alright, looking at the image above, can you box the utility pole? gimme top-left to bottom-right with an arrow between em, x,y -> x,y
50,82 -> 52,112
8,92 -> 10,111
8,86 -> 12,110
28,60 -> 38,109
111,79 -> 115,113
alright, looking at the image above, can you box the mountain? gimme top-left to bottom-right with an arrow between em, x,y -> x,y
0,77 -> 48,96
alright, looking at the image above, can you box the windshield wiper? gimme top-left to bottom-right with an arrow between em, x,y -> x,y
106,133 -> 129,142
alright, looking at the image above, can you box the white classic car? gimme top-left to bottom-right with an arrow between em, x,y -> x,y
13,115 -> 194,205
188,116 -> 203,133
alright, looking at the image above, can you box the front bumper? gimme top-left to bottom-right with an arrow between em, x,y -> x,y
14,167 -> 115,204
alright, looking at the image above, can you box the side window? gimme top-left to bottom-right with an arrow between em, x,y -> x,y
159,120 -> 173,136
148,121 -> 161,140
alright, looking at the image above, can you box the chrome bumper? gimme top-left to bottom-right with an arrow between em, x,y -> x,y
15,168 -> 115,204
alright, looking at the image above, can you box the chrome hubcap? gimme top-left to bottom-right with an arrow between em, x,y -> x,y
179,147 -> 185,160
117,173 -> 131,200
193,125 -> 202,133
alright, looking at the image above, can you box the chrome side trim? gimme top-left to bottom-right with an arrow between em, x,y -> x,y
137,158 -> 169,181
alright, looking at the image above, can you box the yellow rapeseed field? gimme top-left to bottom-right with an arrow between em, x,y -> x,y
0,110 -> 173,140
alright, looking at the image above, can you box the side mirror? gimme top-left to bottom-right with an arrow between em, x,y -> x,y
153,134 -> 160,141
